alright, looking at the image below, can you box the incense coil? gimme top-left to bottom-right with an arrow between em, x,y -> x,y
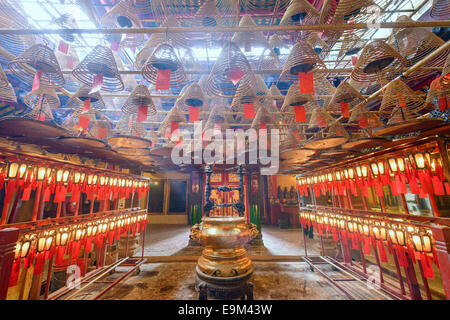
268,35 -> 290,67
0,81 -> 17,105
251,103 -> 277,130
430,0 -> 450,19
89,112 -> 113,139
327,81 -> 364,115
66,85 -> 106,111
280,0 -> 320,36
55,48 -> 81,92
230,81 -> 257,113
204,104 -> 228,133
256,47 -> 280,71
191,0 -> 224,31
157,103 -> 186,137
204,42 -> 256,97
280,41 -> 327,82
348,103 -> 380,129
142,43 -> 187,89
426,76 -> 450,111
337,31 -> 366,61
8,44 -> 65,89
100,0 -> 145,48
313,74 -> 336,107
178,83 -> 206,110
386,106 -> 421,125
134,16 -> 189,69
307,107 -> 334,129
254,75 -> 269,96
231,15 -> 269,53
122,84 -> 157,116
281,83 -> 314,111
72,45 -> 124,92
306,33 -> 331,60
379,79 -> 431,118
52,13 -> 79,43
240,0 -> 289,12
115,112 -> 147,138
350,40 -> 406,83
0,65 -> 10,88
62,108 -> 109,137
24,87 -> 60,121
304,121 -> 349,150
388,15 -> 448,81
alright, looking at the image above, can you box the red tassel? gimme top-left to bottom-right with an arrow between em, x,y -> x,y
82,98 -> 91,113
137,106 -> 148,122
58,40 -> 69,54
364,237 -> 371,255
8,259 -> 21,287
260,122 -> 266,130
89,73 -> 103,94
227,67 -> 244,85
78,114 -> 90,131
244,103 -> 255,119
340,101 -> 350,118
378,241 -> 388,262
294,105 -> 306,122
155,69 -> 171,90
189,106 -> 199,122
438,96 -> 448,111
32,70 -> 42,91
299,72 -> 315,94
351,56 -> 358,66
420,253 -> 434,279
170,121 -> 179,136
359,115 -> 368,128
22,186 -> 32,201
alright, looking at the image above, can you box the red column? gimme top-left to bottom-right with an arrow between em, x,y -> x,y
431,226 -> 450,299
0,228 -> 19,300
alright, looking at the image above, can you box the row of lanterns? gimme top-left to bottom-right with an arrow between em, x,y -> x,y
299,208 -> 436,279
297,151 -> 448,198
0,160 -> 150,206
9,210 -> 148,287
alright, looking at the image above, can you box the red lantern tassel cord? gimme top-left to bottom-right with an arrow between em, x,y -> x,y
8,258 -> 21,287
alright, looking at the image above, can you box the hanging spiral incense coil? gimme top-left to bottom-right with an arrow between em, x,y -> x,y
55,48 -> 80,92
337,31 -> 367,61
379,79 -> 431,118
430,0 -> 450,19
426,76 -> 450,111
190,0 -> 225,40
348,103 -> 381,131
157,103 -> 186,137
178,82 -> 206,111
205,42 -> 256,97
350,40 -> 406,83
0,81 -> 17,105
306,32 -> 331,60
100,0 -> 145,48
327,81 -> 364,116
307,106 -> 334,130
62,108 -> 112,138
388,15 -> 448,81
251,103 -> 277,130
72,45 -> 124,92
304,121 -> 349,150
386,106 -> 421,126
256,47 -> 280,71
314,74 -> 336,107
280,41 -> 327,82
0,65 -> 10,89
52,13 -> 79,44
231,15 -> 270,53
204,104 -> 228,134
281,83 -> 314,111
280,0 -> 320,40
8,44 -> 65,89
121,84 -> 157,116
142,43 -> 187,89
24,87 -> 60,121
66,85 -> 106,111
134,16 -> 189,69
114,112 -> 148,138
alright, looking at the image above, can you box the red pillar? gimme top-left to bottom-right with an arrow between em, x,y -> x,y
431,226 -> 450,299
0,228 -> 19,300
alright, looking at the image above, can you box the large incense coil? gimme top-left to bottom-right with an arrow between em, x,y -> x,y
256,47 -> 280,71
23,87 -> 60,121
142,43 -> 187,89
337,31 -> 366,61
280,0 -> 320,40
72,45 -> 124,92
306,33 -> 331,59
379,79 -> 431,118
52,13 -> 79,43
230,81 -> 257,113
203,104 -> 228,134
205,42 -> 256,97
269,84 -> 283,110
191,0 -> 224,31
62,108 -> 113,139
0,80 -> 17,105
231,15 -> 269,53
66,84 -> 106,111
179,83 -> 206,109
0,65 -> 10,88
55,48 -> 80,92
281,83 -> 314,111
122,84 -> 157,117
348,103 -> 382,130
426,76 -> 450,111
134,16 -> 188,69
430,0 -> 450,19
268,34 -> 290,65
280,126 -> 307,150
250,103 -> 276,130
388,15 -> 448,81
254,75 -> 269,96
157,103 -> 186,137
100,0 -> 145,48
350,40 -> 406,83
8,44 -> 65,89
280,41 -> 327,82
327,81 -> 364,115
314,74 -> 336,107
307,107 -> 334,129
114,112 -> 148,138
303,121 -> 349,150
240,0 -> 289,12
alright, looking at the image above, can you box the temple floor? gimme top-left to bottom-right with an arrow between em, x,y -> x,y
60,225 -> 397,300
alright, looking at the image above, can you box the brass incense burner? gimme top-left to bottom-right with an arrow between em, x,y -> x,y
191,165 -> 258,300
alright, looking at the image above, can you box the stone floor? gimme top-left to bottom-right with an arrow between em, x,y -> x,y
63,224 -> 394,300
